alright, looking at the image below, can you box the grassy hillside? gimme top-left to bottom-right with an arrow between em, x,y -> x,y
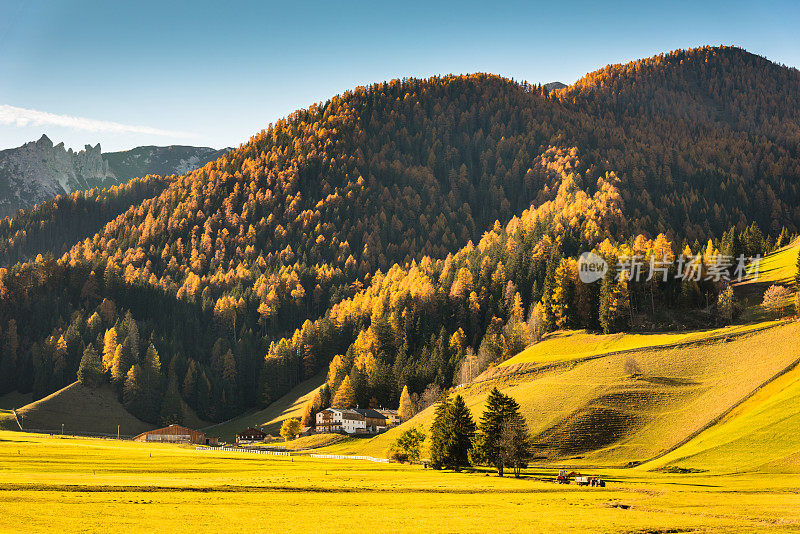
734,238 -> 798,320
642,355 -> 800,474
500,322 -> 780,368
742,237 -> 799,287
14,382 -> 208,437
332,322 -> 800,466
1,429 -> 800,532
204,373 -> 325,441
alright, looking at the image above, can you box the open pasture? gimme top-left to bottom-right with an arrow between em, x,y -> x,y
1,430 -> 799,533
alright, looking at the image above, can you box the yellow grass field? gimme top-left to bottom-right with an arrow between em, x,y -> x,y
1,430 -> 799,533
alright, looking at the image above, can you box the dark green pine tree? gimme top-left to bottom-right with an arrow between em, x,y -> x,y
476,387 -> 523,476
142,343 -> 164,422
159,371 -> 184,426
442,395 -> 475,470
777,227 -> 790,249
349,366 -> 369,409
77,346 -> 104,388
123,364 -> 145,417
429,393 -> 451,469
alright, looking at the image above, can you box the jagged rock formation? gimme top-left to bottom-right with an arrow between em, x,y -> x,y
0,135 -> 229,217
0,135 -> 117,217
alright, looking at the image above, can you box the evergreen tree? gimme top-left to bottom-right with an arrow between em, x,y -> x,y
777,227 -> 790,248
140,343 -> 164,422
476,387 -> 523,476
442,394 -> 475,470
159,372 -> 184,426
122,312 -> 140,362
111,342 -> 133,385
77,346 -> 104,387
429,394 -> 451,469
349,366 -> 369,409
795,249 -> 800,290
122,364 -> 145,416
182,360 -> 198,404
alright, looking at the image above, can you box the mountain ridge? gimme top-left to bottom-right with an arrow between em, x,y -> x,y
0,136 -> 229,217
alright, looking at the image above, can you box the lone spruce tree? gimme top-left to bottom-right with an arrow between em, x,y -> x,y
442,395 -> 475,470
476,387 -> 523,476
429,394 -> 451,469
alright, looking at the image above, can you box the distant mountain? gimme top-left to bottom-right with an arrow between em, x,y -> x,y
0,135 -> 117,217
0,136 -> 229,217
104,145 -> 231,183
544,81 -> 567,90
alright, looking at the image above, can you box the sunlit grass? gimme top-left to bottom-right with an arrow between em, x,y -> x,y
1,430 -> 799,533
501,322 -> 781,367
336,322 -> 800,467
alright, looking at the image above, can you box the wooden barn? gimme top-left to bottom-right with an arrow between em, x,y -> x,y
236,427 -> 267,443
133,424 -> 218,445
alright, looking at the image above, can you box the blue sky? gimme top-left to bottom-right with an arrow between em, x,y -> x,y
0,0 -> 797,152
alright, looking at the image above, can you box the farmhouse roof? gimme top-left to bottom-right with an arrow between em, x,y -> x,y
237,427 -> 267,437
354,408 -> 387,419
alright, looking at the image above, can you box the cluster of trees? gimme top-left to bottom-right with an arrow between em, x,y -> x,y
393,388 -> 534,477
264,150 -> 784,425
0,174 -> 171,265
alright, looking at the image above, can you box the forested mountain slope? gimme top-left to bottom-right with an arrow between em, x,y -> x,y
0,174 -> 172,264
0,45 -> 797,426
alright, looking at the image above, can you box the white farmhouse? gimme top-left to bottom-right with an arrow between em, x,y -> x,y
315,408 -> 367,434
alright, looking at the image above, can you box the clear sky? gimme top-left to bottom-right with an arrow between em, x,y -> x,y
0,0 -> 797,152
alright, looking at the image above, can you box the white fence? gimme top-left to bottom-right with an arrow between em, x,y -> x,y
310,453 -> 390,463
196,446 -> 290,456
